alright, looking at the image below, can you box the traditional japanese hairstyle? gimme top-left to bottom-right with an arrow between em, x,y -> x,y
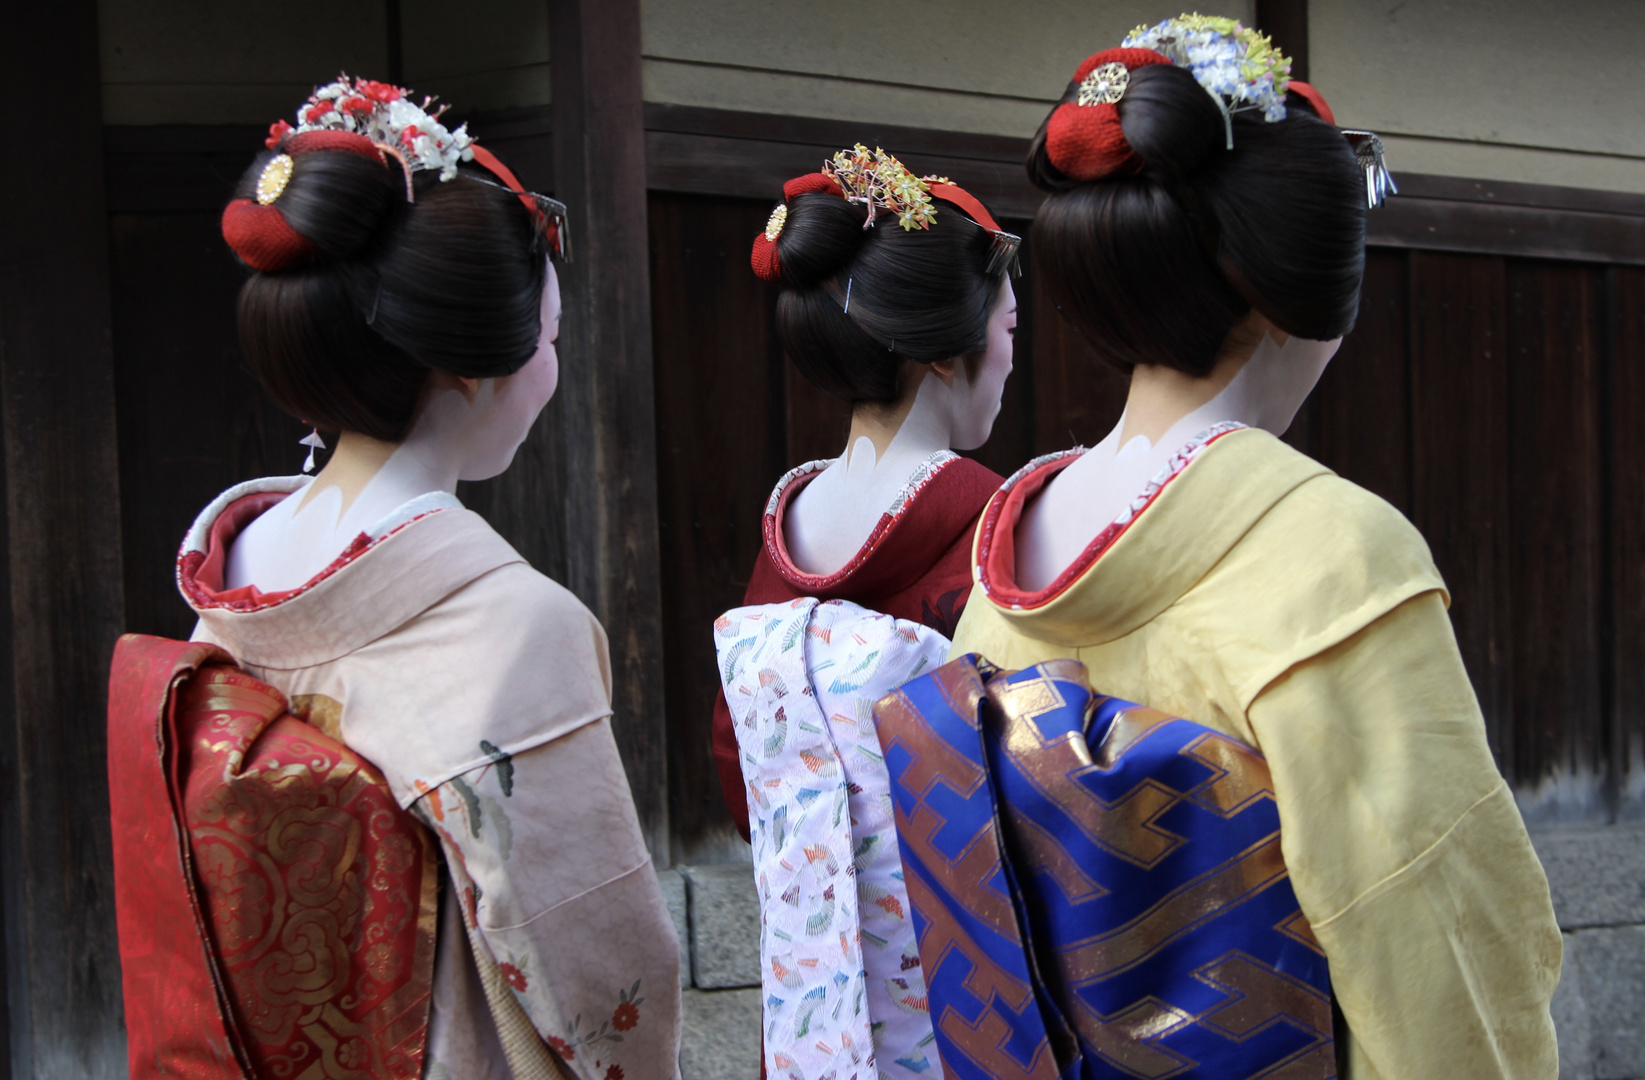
1027,15 -> 1396,377
752,145 -> 1020,403
224,76 -> 571,441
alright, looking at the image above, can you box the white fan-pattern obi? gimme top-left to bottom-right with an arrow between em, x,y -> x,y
715,598 -> 948,1080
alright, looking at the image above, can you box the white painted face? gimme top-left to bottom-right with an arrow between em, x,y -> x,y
454,261 -> 562,481
946,278 -> 1018,451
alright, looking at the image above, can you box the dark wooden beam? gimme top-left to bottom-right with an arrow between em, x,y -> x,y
534,0 -> 669,856
1255,0 -> 1310,82
643,102 -> 1044,220
0,0 -> 128,1075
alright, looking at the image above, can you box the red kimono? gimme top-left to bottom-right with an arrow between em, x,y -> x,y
712,452 -> 1002,840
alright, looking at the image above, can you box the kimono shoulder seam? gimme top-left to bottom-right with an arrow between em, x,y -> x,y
1309,781 -> 1507,930
399,710 -> 613,810
478,857 -> 658,933
1234,582 -> 1446,713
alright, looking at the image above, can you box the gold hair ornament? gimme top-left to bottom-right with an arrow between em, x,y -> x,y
765,203 -> 789,241
1078,63 -> 1131,106
256,154 -> 295,205
823,144 -> 949,231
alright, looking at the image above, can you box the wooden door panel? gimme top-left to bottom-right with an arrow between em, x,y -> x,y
1609,266 -> 1645,821
650,191 -> 786,860
1408,251 -> 1514,765
1505,260 -> 1606,815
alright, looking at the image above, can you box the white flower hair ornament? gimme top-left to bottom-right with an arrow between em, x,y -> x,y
278,75 -> 474,183
1047,14 -> 1396,208
224,74 -> 569,273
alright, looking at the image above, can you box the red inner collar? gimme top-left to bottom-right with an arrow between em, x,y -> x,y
762,464 -> 930,594
181,491 -> 372,612
976,455 -> 1087,610
978,427 -> 1240,611
188,493 -> 300,607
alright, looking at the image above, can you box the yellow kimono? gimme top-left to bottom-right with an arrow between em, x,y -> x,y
951,426 -> 1561,1080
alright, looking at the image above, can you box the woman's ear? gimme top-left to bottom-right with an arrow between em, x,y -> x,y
930,358 -> 958,383
457,376 -> 482,401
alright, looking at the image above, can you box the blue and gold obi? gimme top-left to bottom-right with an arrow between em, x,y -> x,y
875,655 -> 1334,1080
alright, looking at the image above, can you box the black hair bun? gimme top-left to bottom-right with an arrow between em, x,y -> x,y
772,192 -> 871,288
1120,64 -> 1228,183
234,148 -> 404,262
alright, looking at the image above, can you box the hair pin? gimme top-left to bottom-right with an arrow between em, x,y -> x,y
1342,131 -> 1398,208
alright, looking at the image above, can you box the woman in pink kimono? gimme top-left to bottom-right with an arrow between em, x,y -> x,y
107,78 -> 680,1080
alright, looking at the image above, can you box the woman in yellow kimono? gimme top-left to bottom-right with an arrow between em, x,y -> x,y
948,19 -> 1562,1080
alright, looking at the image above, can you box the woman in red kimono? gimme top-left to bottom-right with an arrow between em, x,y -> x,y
711,147 -> 1022,842
107,78 -> 681,1080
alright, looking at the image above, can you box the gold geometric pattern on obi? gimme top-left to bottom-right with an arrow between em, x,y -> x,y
1276,909 -> 1326,955
991,690 -> 1186,869
1055,834 -> 1289,985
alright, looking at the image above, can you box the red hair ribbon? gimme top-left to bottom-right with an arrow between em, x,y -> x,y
1286,81 -> 1337,126
1045,47 -> 1172,182
223,132 -> 557,272
749,172 -> 1004,283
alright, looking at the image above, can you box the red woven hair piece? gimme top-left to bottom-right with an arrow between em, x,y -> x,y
750,172 -> 844,283
221,131 -> 384,273
1286,81 -> 1337,126
1045,47 -> 1172,181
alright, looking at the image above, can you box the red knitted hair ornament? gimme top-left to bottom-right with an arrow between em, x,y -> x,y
749,171 -> 1005,284
1286,81 -> 1337,126
1045,47 -> 1171,181
750,173 -> 843,283
221,131 -> 385,273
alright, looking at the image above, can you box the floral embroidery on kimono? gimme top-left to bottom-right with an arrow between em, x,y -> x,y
717,598 -> 948,1080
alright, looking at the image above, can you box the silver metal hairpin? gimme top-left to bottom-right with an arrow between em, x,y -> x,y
1342,130 -> 1398,209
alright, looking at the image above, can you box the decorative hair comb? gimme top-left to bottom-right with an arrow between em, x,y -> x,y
1047,14 -> 1398,208
750,146 -> 1021,283
224,74 -> 568,272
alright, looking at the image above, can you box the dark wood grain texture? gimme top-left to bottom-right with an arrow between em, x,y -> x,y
1027,264 -> 1128,457
542,0 -> 669,855
1505,261 -> 1605,819
1310,248 -> 1414,514
784,375 -> 854,469
0,2 -> 129,1074
1408,253 -> 1514,767
1255,0 -> 1310,81
1609,266 -> 1645,821
649,192 -> 784,861
108,213 -> 304,643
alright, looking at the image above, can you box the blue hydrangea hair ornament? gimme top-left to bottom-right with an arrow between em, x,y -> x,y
1046,14 -> 1397,208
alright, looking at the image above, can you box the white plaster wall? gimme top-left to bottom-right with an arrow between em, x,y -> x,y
640,0 -> 1253,137
1311,0 -> 1645,192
